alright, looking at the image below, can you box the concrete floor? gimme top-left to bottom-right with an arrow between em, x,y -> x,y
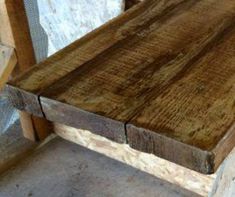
0,137 -> 199,197
0,92 -> 18,135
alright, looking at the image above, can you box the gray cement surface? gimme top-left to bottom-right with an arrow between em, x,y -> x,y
0,137 -> 199,197
0,92 -> 18,135
0,120 -> 36,174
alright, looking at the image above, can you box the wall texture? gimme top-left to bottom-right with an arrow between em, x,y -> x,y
27,0 -> 124,57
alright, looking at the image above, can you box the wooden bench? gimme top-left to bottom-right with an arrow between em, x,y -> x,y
2,0 -> 235,196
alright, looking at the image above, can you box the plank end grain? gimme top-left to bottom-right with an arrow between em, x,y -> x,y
5,84 -> 44,117
127,124 -> 215,174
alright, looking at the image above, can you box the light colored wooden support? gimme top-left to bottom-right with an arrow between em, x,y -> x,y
0,44 -> 17,90
0,0 -> 14,47
54,122 -> 216,197
0,0 -> 51,141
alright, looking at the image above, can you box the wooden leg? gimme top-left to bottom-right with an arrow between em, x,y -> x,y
19,111 -> 52,141
0,0 -> 51,141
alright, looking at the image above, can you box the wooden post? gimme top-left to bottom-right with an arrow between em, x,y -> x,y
209,147 -> 235,197
0,0 -> 51,141
0,44 -> 17,90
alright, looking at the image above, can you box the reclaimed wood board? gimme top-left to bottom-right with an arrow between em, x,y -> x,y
5,0 -> 235,173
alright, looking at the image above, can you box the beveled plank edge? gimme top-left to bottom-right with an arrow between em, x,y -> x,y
126,124 -> 215,174
212,122 -> 235,171
125,0 -> 143,10
0,44 -> 17,90
4,84 -> 44,117
40,96 -> 126,143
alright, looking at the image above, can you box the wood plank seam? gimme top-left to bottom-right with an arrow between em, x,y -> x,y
34,93 -> 215,173
33,12 -> 235,169
124,11 -> 235,124
39,97 -> 126,143
14,91 -> 216,173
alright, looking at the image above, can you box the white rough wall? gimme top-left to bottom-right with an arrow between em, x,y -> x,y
37,0 -> 124,56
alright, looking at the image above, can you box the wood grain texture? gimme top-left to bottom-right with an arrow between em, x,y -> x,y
125,0 -> 142,10
0,0 -> 36,74
6,0 -> 235,173
0,0 -> 51,141
0,44 -> 17,90
0,0 -> 14,48
127,10 -> 235,173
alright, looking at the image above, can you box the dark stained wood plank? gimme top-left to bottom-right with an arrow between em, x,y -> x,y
39,0 -> 235,145
5,0 -> 235,173
125,0 -> 142,10
127,23 -> 235,173
7,0 -> 202,139
41,99 -> 126,142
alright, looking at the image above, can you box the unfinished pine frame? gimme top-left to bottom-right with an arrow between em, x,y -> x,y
0,44 -> 17,90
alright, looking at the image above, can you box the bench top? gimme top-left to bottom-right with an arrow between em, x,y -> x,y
6,0 -> 235,174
